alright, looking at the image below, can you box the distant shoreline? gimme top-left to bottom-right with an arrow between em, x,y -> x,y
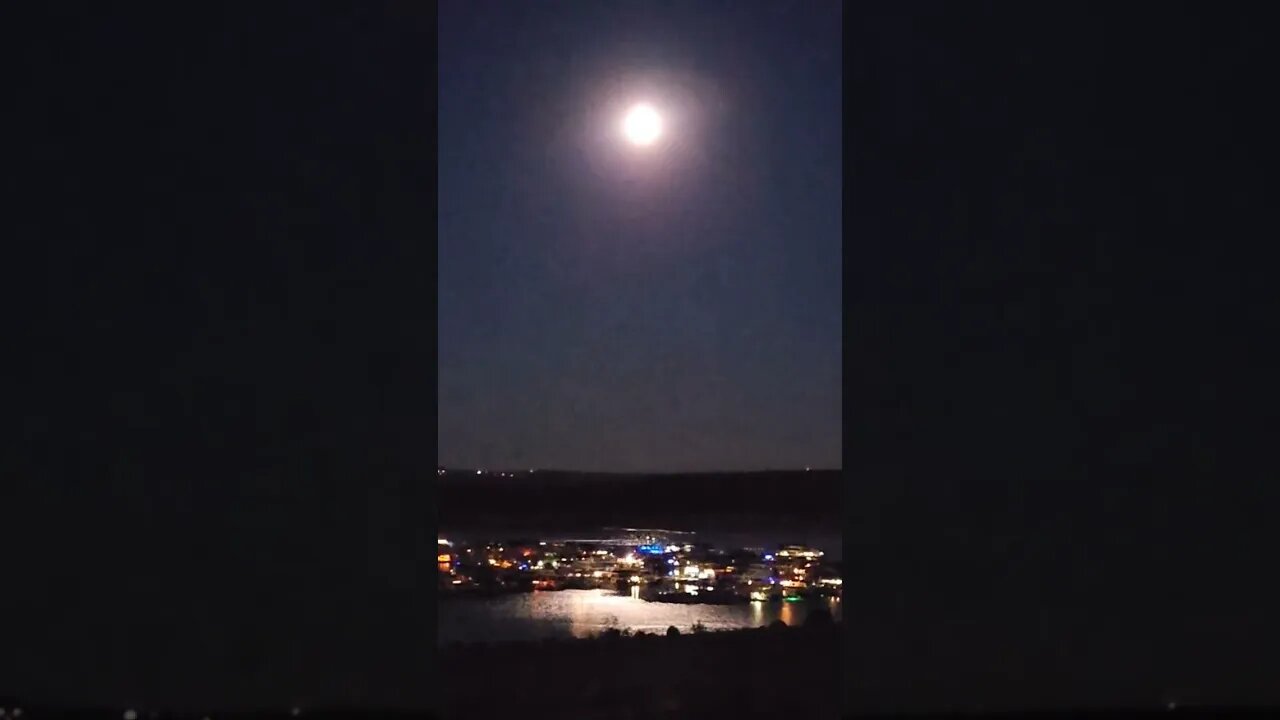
437,467 -> 843,476
439,469 -> 843,533
437,468 -> 843,482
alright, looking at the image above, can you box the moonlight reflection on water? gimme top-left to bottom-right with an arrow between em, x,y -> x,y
438,589 -> 842,646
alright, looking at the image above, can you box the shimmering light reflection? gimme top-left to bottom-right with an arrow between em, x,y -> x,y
438,589 -> 840,645
779,601 -> 796,628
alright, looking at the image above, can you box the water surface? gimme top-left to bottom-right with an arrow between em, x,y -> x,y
438,588 -> 842,646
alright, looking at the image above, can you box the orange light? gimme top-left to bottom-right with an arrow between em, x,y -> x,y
438,554 -> 451,563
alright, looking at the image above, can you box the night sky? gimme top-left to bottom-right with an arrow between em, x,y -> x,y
438,1 -> 843,473
6,1 -> 1280,715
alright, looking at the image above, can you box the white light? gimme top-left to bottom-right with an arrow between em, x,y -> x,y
291,708 -> 302,717
622,103 -> 662,146
124,712 -> 138,720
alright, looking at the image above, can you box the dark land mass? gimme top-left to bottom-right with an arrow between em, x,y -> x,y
439,622 -> 842,719
437,469 -> 842,533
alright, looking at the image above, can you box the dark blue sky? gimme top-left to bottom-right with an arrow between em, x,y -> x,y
438,1 -> 842,472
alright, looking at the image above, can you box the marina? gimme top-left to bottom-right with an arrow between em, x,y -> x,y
438,530 -> 842,644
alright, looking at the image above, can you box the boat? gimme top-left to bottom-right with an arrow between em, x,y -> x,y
640,585 -> 748,605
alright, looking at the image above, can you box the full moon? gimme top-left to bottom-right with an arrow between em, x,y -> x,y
622,103 -> 663,146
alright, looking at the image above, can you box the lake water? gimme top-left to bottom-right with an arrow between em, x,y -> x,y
438,588 -> 842,646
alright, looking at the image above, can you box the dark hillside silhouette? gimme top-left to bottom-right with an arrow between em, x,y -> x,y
438,469 -> 842,532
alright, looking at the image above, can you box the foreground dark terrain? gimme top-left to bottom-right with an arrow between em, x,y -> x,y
439,621 -> 842,719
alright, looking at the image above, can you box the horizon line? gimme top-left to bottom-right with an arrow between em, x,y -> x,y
436,467 -> 843,475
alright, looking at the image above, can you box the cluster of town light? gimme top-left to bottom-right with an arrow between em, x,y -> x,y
440,538 -> 838,601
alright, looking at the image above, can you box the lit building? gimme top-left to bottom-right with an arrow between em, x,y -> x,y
774,545 -> 824,560
438,539 -> 454,573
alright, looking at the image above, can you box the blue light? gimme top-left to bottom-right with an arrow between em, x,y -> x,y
637,544 -> 664,555
764,554 -> 774,561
